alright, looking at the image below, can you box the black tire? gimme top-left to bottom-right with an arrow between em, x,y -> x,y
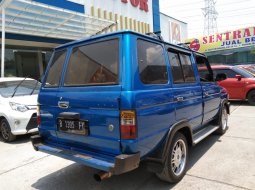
0,119 -> 16,142
215,105 -> 228,135
156,132 -> 188,183
247,90 -> 255,106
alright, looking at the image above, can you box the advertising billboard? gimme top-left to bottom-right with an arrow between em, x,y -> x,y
186,26 -> 255,53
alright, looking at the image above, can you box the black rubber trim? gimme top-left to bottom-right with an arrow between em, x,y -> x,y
111,153 -> 140,175
26,113 -> 37,131
58,112 -> 80,120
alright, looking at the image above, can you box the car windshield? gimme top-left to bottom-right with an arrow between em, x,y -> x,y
233,67 -> 254,78
0,79 -> 41,98
242,67 -> 255,75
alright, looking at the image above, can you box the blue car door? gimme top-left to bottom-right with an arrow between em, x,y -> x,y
167,47 -> 203,132
195,54 -> 221,124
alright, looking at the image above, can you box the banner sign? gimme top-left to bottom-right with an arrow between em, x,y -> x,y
186,26 -> 255,53
170,22 -> 181,44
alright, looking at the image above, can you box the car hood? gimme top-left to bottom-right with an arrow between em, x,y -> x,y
7,94 -> 38,106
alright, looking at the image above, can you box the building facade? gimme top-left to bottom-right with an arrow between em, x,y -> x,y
187,26 -> 255,65
0,0 -> 187,79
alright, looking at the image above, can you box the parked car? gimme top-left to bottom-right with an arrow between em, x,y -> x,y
0,77 -> 40,142
208,65 -> 255,105
31,31 -> 230,183
237,64 -> 255,76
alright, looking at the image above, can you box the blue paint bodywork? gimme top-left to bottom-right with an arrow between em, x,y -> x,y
37,31 -> 228,173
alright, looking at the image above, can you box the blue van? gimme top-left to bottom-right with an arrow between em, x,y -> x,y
31,31 -> 230,183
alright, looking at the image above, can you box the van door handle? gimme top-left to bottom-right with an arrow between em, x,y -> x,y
58,101 -> 69,109
176,97 -> 184,102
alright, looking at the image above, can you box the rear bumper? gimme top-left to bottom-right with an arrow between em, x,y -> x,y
31,135 -> 140,175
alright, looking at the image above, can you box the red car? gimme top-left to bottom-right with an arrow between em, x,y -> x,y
210,65 -> 255,105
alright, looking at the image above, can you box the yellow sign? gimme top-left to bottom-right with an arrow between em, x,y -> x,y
186,26 -> 255,53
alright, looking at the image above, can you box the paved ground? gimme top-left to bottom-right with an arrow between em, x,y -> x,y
0,102 -> 255,190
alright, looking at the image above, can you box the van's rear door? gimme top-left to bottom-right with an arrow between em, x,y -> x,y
55,38 -> 122,155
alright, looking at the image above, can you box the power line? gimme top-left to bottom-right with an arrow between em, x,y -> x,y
178,7 -> 255,19
202,0 -> 218,35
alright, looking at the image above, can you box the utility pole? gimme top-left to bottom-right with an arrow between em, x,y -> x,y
202,0 -> 218,35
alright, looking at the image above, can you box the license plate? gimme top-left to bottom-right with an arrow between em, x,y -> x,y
57,119 -> 88,135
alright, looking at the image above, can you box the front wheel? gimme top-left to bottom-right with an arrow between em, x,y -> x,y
156,132 -> 188,183
247,90 -> 255,106
0,119 -> 16,142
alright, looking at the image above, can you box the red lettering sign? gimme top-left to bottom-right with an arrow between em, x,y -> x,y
121,0 -> 148,12
130,0 -> 139,7
243,28 -> 251,37
233,30 -> 241,39
203,36 -> 207,44
140,0 -> 148,12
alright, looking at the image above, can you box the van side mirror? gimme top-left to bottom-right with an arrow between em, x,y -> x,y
215,73 -> 227,81
235,75 -> 242,81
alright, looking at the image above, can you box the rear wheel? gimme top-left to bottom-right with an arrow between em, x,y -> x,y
215,105 -> 228,135
0,119 -> 16,142
247,90 -> 255,106
156,132 -> 188,183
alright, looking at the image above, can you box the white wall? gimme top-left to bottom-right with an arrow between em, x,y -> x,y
160,13 -> 188,44
68,0 -> 154,33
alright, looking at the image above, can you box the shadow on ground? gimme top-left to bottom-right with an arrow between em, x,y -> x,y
31,134 -> 221,190
0,133 -> 31,144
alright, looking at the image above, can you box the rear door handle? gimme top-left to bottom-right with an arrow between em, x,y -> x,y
58,101 -> 69,109
176,97 -> 184,102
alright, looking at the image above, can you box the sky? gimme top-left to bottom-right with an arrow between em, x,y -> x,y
159,0 -> 255,38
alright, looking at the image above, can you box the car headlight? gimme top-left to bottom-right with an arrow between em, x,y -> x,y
9,102 -> 29,112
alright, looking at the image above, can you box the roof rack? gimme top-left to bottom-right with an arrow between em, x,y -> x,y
177,42 -> 192,50
146,31 -> 164,41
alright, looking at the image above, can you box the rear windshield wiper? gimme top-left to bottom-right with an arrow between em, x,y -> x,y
11,77 -> 27,98
30,80 -> 40,95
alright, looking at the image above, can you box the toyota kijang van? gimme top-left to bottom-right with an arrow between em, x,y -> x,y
32,31 -> 230,183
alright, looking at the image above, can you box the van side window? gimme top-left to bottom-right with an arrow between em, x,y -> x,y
45,50 -> 67,87
64,39 -> 119,86
196,55 -> 214,82
137,40 -> 168,84
168,52 -> 184,83
168,51 -> 195,83
179,54 -> 196,82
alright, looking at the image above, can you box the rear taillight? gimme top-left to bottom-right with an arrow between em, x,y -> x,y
37,105 -> 40,125
120,110 -> 137,140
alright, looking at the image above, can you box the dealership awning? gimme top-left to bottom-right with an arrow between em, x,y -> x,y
0,0 -> 115,40
0,0 -> 115,77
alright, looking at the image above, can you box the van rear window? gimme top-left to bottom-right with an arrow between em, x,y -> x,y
64,39 -> 119,86
45,50 -> 67,88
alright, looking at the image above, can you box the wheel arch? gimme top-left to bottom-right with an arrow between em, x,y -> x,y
162,120 -> 193,161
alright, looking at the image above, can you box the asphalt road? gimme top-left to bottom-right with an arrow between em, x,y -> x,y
0,101 -> 255,190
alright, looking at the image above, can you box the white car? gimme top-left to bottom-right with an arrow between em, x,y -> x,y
0,77 -> 40,142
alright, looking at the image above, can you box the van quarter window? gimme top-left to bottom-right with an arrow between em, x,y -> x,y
168,51 -> 195,83
45,50 -> 67,87
64,39 -> 119,86
137,40 -> 168,84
